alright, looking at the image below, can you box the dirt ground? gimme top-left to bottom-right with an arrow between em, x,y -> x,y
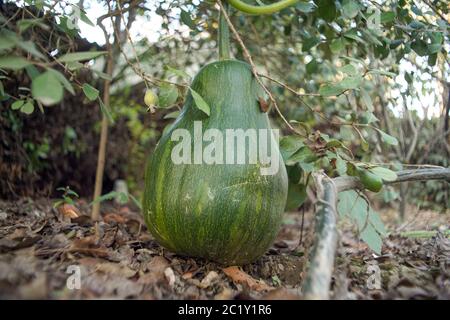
0,198 -> 448,300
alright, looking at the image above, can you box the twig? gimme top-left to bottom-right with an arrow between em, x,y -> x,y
421,0 -> 448,22
116,0 -> 149,89
257,73 -> 320,97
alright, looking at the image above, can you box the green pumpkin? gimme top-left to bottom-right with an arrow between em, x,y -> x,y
142,60 -> 288,265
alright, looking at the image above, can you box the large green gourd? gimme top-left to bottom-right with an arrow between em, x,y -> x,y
143,60 -> 288,265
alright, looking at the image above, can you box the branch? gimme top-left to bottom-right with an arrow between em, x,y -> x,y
303,167 -> 450,299
96,0 -> 142,24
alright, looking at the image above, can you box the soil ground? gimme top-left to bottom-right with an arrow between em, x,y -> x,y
0,199 -> 448,299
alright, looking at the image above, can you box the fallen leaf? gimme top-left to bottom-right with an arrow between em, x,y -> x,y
222,266 -> 273,292
138,256 -> 169,285
18,273 -> 48,299
57,204 -> 80,219
96,262 -> 137,278
262,288 -> 301,300
199,271 -> 219,288
214,288 -> 234,300
164,267 -> 176,287
104,213 -> 128,224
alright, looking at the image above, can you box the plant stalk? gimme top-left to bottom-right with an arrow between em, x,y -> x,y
219,1 -> 231,60
91,43 -> 114,221
225,0 -> 298,15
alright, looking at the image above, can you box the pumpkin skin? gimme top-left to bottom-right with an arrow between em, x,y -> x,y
142,60 -> 288,265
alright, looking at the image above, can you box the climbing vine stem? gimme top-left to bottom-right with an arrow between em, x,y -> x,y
225,0 -> 299,15
218,1 -> 231,60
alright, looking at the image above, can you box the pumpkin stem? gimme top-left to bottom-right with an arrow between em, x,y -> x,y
218,2 -> 231,60
225,0 -> 299,15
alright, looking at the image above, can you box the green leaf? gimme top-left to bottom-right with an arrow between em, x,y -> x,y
339,64 -> 357,76
306,59 -> 319,74
31,71 -> 63,106
380,12 -> 395,24
78,7 -> 95,26
360,89 -> 374,111
360,224 -> 382,254
376,129 -> 398,146
408,20 -> 425,29
0,56 -> 31,70
66,61 -> 84,70
90,191 -> 120,206
343,29 -> 364,43
428,53 -> 437,66
368,209 -> 387,236
165,65 -> 190,79
163,110 -> 181,119
285,182 -> 307,211
335,155 -> 347,176
340,76 -> 362,90
325,139 -> 343,148
427,43 -> 441,55
93,69 -> 113,81
286,146 -> 316,166
340,126 -> 354,140
361,29 -> 383,46
190,88 -> 210,116
25,65 -> 40,81
82,83 -> 99,101
280,135 -> 305,160
296,1 -> 317,13
370,167 -> 397,182
158,84 -> 178,108
337,190 -> 359,217
180,10 -> 197,30
329,38 -> 345,53
17,41 -> 45,60
342,0 -> 359,18
316,0 -> 336,22
58,51 -> 107,63
11,100 -> 25,110
359,111 -> 378,124
410,39 -> 428,56
99,98 -> 114,124
0,30 -> 18,51
21,101 -> 34,114
302,36 -> 320,51
319,84 -> 344,96
368,69 -> 396,78
340,56 -> 365,66
47,69 -> 75,95
17,18 -> 49,33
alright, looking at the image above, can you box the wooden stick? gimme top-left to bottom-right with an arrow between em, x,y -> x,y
303,167 -> 450,300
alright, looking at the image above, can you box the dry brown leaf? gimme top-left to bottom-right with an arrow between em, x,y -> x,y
262,288 -> 301,300
222,266 -> 273,292
199,271 -> 219,289
164,267 -> 176,286
96,262 -> 137,278
57,204 -> 80,219
138,256 -> 170,285
104,213 -> 128,224
182,271 -> 194,280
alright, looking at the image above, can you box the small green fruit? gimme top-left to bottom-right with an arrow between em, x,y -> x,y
144,89 -> 158,109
